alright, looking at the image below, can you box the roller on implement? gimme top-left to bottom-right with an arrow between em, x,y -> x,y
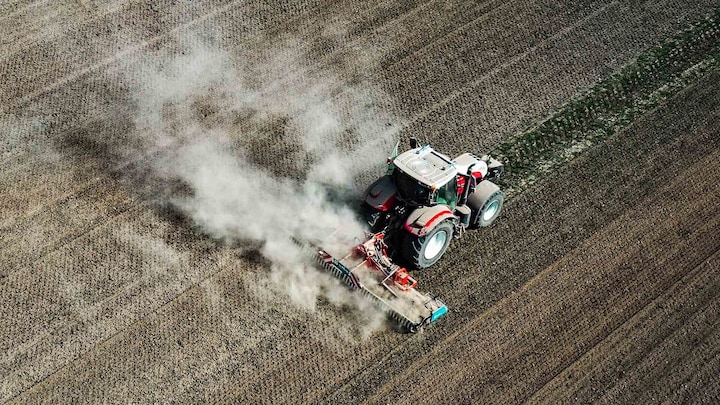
312,138 -> 504,332
313,232 -> 447,333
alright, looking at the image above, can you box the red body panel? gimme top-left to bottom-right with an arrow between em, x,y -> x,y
403,206 -> 455,236
456,172 -> 483,198
364,175 -> 398,212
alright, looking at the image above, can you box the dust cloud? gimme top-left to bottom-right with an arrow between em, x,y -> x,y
122,38 -> 397,335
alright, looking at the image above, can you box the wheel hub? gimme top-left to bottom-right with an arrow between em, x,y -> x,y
483,201 -> 499,222
424,230 -> 448,260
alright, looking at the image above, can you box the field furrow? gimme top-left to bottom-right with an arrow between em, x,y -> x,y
401,0 -> 719,153
2,1 -> 719,403
530,255 -> 720,403
367,114 -> 720,405
324,68 -> 720,404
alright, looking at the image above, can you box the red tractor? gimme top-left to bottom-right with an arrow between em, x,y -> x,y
362,139 -> 505,269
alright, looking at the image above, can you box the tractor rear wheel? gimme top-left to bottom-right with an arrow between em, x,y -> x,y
468,180 -> 504,228
401,220 -> 454,269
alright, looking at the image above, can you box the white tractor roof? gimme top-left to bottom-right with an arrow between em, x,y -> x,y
393,146 -> 458,189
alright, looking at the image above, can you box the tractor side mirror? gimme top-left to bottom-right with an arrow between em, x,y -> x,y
410,138 -> 419,149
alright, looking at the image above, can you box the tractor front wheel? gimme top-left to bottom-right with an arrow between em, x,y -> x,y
468,180 -> 504,228
401,220 -> 454,269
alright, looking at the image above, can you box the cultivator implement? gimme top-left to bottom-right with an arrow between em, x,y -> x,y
313,232 -> 447,333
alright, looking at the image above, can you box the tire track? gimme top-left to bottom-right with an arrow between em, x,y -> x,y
0,1 -> 442,396
366,146 -> 720,404
0,179 -> 139,279
0,0 -> 131,59
1,203 -> 230,401
600,297 -> 720,403
0,0 -> 515,264
5,1 -> 720,395
400,0 -> 719,155
322,68 -> 720,404
604,293 -> 720,403
383,0 -> 525,70
399,0 -> 619,129
0,0 -> 333,111
383,0 -> 509,71
666,337 -> 720,403
0,0 -> 244,110
527,248 -> 720,403
390,0 -> 616,117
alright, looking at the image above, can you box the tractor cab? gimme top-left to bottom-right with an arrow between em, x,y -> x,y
391,145 -> 460,209
362,141 -> 505,269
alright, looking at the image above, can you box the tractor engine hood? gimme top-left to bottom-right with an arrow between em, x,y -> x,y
364,175 -> 397,212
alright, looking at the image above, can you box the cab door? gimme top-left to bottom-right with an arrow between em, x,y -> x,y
434,177 -> 457,210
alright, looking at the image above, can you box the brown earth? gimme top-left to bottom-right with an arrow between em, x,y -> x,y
1,1 -> 719,403
344,72 -> 720,404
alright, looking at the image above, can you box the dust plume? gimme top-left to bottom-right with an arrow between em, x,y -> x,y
122,38 -> 397,334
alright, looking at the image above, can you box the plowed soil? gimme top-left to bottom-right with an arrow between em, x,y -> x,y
1,1 -> 719,403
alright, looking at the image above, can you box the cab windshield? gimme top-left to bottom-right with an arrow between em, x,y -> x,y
393,169 -> 431,206
435,177 -> 457,209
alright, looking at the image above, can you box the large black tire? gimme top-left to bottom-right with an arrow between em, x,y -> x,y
467,180 -> 504,228
401,220 -> 454,269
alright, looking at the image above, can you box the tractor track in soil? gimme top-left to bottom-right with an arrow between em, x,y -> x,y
2,0 -> 712,275
0,0 -> 438,237
1,1 -> 719,403
322,69 -> 720,404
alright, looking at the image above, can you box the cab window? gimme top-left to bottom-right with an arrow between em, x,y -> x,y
435,177 -> 457,209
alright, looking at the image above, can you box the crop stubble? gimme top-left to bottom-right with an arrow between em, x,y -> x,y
369,97 -> 720,403
1,0 -> 719,403
324,69 -> 720,404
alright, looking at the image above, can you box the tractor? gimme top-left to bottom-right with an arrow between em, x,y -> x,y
361,139 -> 505,269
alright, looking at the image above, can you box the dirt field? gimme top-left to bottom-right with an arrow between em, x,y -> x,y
1,1 -> 719,403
